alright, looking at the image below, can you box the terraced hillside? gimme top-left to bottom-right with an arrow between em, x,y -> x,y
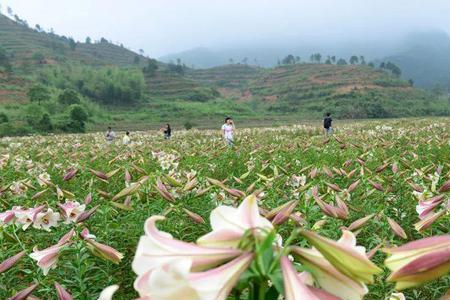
186,63 -> 439,118
0,12 -> 448,136
0,14 -> 146,67
188,64 -> 262,88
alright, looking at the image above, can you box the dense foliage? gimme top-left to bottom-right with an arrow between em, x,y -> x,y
0,119 -> 449,299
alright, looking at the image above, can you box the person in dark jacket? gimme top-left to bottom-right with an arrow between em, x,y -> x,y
164,124 -> 171,139
323,113 -> 333,135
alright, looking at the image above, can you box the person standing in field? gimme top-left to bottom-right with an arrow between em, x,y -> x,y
323,113 -> 333,135
164,124 -> 172,139
222,117 -> 235,147
106,127 -> 116,144
122,131 -> 131,145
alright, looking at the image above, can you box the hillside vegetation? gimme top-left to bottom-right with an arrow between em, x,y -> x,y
0,13 -> 448,137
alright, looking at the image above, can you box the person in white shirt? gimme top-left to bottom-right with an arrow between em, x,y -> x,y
221,117 -> 235,147
106,127 -> 116,144
122,131 -> 131,145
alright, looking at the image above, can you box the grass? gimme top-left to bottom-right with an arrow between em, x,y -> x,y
0,118 -> 449,299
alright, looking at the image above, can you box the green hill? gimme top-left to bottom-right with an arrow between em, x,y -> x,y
0,13 -> 448,136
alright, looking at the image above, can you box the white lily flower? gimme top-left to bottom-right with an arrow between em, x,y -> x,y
134,253 -> 253,300
132,216 -> 242,275
197,194 -> 273,248
33,208 -> 60,231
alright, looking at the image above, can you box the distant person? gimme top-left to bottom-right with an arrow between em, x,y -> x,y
106,127 -> 116,144
222,117 -> 235,147
323,113 -> 333,135
164,124 -> 171,139
123,131 -> 131,145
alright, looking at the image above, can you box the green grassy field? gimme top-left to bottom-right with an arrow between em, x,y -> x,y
0,118 -> 449,299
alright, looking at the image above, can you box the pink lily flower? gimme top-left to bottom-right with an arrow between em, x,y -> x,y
14,205 -> 45,230
58,201 -> 86,224
132,216 -> 243,277
416,194 -> 445,219
414,210 -> 445,232
0,210 -> 15,226
29,243 -> 65,275
197,194 -> 273,249
134,253 -> 253,300
383,235 -> 450,290
33,208 -> 60,231
280,256 -> 340,300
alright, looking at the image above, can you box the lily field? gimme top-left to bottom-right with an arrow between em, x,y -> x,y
0,118 -> 449,300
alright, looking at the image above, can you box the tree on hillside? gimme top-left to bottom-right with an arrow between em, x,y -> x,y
368,62 -> 375,68
314,53 -> 322,63
0,112 -> 9,124
68,38 -> 77,50
359,56 -> 366,65
337,58 -> 348,65
282,54 -> 295,65
176,58 -> 182,65
0,47 -> 10,68
28,84 -> 50,105
168,63 -> 184,75
139,49 -> 145,55
379,62 -> 386,69
408,79 -> 414,86
385,61 -> 402,77
7,7 -> 13,16
59,89 -> 81,105
229,58 -> 234,64
349,55 -> 359,65
295,56 -> 301,63
67,105 -> 88,133
85,37 -> 92,44
35,24 -> 42,32
143,58 -> 158,77
37,113 -> 53,132
133,56 -> 140,65
309,54 -> 314,63
325,55 -> 332,64
32,52 -> 46,64
331,56 -> 336,63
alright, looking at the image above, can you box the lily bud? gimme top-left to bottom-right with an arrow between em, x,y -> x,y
383,235 -> 450,290
85,239 -> 124,264
387,217 -> 407,239
155,178 -> 175,202
0,250 -> 25,274
55,282 -> 73,300
9,283 -> 39,300
438,180 -> 450,193
269,200 -> 298,226
414,210 -> 445,232
63,168 -> 78,181
183,208 -> 205,224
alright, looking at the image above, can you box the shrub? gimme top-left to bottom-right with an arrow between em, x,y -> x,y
184,121 -> 195,130
69,105 -> 88,123
59,89 -> 81,105
0,112 -> 9,124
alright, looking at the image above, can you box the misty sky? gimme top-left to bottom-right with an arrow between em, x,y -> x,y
2,0 -> 450,57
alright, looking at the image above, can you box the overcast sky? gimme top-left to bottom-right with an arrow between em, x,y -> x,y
2,0 -> 450,57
